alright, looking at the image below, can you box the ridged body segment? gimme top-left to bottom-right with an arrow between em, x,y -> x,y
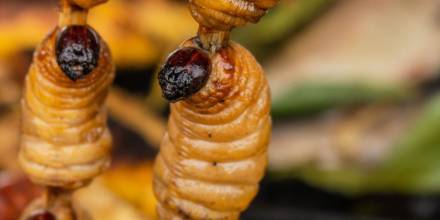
189,0 -> 278,30
19,28 -> 115,189
154,40 -> 271,220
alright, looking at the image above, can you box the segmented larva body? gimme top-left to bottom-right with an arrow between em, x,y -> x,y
189,0 -> 278,30
154,40 -> 271,219
19,27 -> 115,189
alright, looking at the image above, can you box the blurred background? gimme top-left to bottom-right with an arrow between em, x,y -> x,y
1,0 -> 440,219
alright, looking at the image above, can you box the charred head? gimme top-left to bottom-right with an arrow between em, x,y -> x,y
158,47 -> 211,102
55,25 -> 100,81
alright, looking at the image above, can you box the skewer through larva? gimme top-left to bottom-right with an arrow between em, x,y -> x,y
153,0 -> 278,219
19,0 -> 115,219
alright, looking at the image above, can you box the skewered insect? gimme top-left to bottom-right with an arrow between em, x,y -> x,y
19,0 -> 115,219
153,0 -> 278,219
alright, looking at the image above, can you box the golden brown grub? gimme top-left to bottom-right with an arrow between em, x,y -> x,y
153,40 -> 271,220
189,0 -> 277,31
19,26 -> 114,189
19,0 -> 113,219
154,0 -> 277,218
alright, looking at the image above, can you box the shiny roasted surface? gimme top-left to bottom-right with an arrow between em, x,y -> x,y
154,40 -> 271,220
19,27 -> 115,189
189,0 -> 278,30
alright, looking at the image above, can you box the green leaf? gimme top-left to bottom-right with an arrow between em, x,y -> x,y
271,82 -> 412,118
369,93 -> 440,192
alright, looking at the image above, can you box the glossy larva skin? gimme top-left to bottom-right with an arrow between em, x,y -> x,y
153,40 -> 271,220
189,0 -> 278,30
19,27 -> 115,189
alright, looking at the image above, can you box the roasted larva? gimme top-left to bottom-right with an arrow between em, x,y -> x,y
153,0 -> 278,219
19,25 -> 114,189
155,40 -> 271,220
19,0 -> 114,219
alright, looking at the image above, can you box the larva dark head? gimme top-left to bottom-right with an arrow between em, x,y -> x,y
27,211 -> 56,220
158,47 -> 211,102
55,25 -> 100,81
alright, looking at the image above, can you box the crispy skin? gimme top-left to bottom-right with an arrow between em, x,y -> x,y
19,28 -> 115,189
154,40 -> 271,220
189,0 -> 278,30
